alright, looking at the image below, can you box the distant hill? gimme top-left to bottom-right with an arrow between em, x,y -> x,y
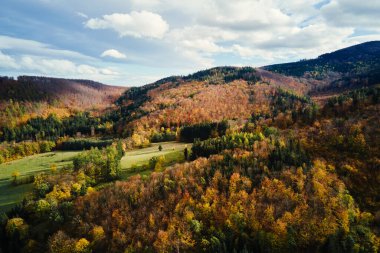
0,76 -> 127,127
113,42 -> 380,136
263,41 -> 380,92
2,42 -> 378,133
0,76 -> 127,109
114,66 -> 309,136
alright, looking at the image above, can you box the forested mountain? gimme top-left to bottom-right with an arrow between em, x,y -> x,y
0,76 -> 126,129
263,41 -> 380,93
113,66 -> 310,139
0,42 -> 379,253
110,42 -> 380,141
0,76 -> 126,109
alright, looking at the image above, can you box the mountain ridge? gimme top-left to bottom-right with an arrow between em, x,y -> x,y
0,76 -> 126,103
110,41 -> 380,138
263,41 -> 380,93
0,76 -> 127,128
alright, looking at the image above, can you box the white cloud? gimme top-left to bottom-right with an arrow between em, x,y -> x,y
0,51 -> 19,69
130,0 -> 161,8
20,56 -> 77,75
85,11 -> 169,39
198,0 -> 293,31
101,49 -> 127,59
14,55 -> 118,78
77,64 -> 99,75
179,50 -> 215,68
0,35 -> 95,61
154,0 -> 368,67
100,68 -> 119,75
273,0 -> 320,19
231,45 -> 255,59
0,35 -> 126,81
345,34 -> 380,45
181,39 -> 226,55
321,0 -> 380,31
2,0 -> 380,86
165,25 -> 237,66
163,10 -> 357,67
254,23 -> 353,49
76,12 -> 88,19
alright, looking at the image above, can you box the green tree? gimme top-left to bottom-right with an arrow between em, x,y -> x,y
184,147 -> 189,160
11,171 -> 20,185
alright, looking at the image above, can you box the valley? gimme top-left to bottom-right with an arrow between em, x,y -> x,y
0,42 -> 379,252
0,142 -> 189,212
0,151 -> 81,212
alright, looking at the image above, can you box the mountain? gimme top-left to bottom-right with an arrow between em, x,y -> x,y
1,43 -> 380,253
112,41 -> 380,138
0,76 -> 127,127
80,45 -> 380,252
114,66 -> 311,137
263,41 -> 380,92
0,76 -> 127,109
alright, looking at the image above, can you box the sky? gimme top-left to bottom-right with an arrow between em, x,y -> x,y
0,0 -> 380,86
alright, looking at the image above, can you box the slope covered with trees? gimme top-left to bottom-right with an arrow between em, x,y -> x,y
0,42 -> 379,253
2,106 -> 379,252
0,76 -> 126,129
113,66 -> 309,140
263,41 -> 380,93
0,76 -> 126,108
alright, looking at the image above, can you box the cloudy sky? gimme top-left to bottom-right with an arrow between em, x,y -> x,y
1,0 -> 380,86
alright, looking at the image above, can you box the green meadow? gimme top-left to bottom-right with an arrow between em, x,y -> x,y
120,142 -> 190,178
0,151 -> 80,212
0,142 -> 189,212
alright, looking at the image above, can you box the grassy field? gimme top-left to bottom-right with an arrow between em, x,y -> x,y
120,142 -> 190,179
0,151 -> 80,212
0,142 -> 189,212
121,142 -> 189,169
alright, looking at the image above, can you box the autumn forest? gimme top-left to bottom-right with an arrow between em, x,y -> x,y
0,41 -> 379,253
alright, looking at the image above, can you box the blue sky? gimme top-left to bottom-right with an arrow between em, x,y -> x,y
0,0 -> 380,86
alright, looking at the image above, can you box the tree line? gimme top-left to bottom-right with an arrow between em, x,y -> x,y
57,138 -> 113,151
180,121 -> 229,143
0,141 -> 55,164
0,112 -> 111,142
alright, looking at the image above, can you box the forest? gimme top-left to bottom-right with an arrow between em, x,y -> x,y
0,42 -> 379,253
0,112 -> 114,142
1,82 -> 379,252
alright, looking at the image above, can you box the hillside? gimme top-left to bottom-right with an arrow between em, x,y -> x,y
0,76 -> 126,109
112,42 -> 380,139
0,43 -> 380,253
114,67 -> 310,137
2,85 -> 379,252
263,41 -> 380,93
0,76 -> 127,128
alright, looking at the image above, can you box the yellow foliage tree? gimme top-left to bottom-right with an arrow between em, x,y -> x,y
75,238 -> 90,253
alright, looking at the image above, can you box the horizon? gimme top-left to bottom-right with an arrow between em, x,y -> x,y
1,40 -> 379,88
1,0 -> 380,86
